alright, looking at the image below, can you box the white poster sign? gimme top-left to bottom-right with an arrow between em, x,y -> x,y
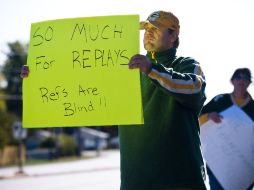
200,105 -> 254,190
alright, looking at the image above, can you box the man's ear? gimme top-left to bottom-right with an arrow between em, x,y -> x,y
170,31 -> 178,43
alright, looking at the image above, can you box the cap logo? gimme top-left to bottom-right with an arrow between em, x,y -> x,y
148,11 -> 160,21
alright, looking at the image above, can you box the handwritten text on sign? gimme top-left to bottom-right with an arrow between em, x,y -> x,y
23,15 -> 143,128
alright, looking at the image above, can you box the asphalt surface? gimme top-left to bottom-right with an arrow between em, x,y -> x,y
0,150 -> 120,190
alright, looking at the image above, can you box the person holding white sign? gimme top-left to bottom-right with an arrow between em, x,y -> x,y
199,68 -> 254,190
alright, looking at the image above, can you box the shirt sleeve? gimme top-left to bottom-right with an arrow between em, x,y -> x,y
201,94 -> 226,114
147,57 -> 206,110
199,113 -> 209,125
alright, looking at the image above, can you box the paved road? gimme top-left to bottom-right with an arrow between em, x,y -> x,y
0,150 -> 120,190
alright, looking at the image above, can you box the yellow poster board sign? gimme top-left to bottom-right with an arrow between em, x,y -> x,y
23,15 -> 143,128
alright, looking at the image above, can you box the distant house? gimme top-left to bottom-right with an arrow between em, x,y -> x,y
76,127 -> 109,150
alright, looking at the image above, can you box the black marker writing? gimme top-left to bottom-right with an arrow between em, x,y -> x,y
35,56 -> 55,70
33,26 -> 53,46
70,23 -> 123,42
39,86 -> 68,103
72,49 -> 129,69
63,101 -> 94,116
79,85 -> 99,96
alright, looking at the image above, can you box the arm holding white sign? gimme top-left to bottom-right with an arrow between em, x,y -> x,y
207,112 -> 223,123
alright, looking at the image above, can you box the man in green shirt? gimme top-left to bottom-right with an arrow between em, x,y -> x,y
21,10 -> 209,190
119,11 -> 209,190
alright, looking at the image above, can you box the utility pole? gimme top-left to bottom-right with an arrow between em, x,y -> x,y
12,121 -> 27,175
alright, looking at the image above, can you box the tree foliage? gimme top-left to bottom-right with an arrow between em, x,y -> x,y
2,41 -> 28,117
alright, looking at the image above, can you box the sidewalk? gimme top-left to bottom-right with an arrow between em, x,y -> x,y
0,149 -> 120,180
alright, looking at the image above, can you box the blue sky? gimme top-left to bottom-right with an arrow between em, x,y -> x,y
1,0 -> 254,101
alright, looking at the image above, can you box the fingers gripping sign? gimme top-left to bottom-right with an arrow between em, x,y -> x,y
208,112 -> 223,123
129,54 -> 152,74
20,65 -> 29,78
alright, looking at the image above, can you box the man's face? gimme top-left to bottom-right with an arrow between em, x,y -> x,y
143,24 -> 173,52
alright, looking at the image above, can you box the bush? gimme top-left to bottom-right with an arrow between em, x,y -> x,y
40,137 -> 56,148
0,111 -> 18,149
57,134 -> 77,156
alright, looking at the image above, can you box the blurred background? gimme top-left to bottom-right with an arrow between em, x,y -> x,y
0,0 -> 254,189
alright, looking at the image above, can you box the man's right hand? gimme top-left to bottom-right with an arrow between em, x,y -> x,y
128,54 -> 152,74
20,65 -> 29,78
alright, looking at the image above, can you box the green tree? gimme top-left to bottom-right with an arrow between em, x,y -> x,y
2,41 -> 28,117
